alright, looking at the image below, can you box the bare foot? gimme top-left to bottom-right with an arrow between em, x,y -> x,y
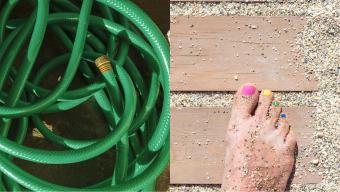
222,84 -> 297,192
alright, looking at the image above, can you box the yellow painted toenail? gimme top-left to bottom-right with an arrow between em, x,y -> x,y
263,89 -> 272,96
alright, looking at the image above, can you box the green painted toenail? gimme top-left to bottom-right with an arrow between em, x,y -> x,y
273,101 -> 279,107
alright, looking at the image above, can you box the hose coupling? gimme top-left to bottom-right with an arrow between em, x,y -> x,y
95,55 -> 112,73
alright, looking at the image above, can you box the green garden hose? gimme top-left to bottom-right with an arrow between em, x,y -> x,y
0,0 -> 170,191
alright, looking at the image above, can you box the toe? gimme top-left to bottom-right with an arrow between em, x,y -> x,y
276,116 -> 290,138
268,101 -> 282,123
285,129 -> 297,152
231,83 -> 259,119
255,89 -> 274,119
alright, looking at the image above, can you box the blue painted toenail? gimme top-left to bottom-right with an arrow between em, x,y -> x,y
280,113 -> 287,118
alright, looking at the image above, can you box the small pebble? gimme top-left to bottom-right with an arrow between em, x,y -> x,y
311,159 -> 319,165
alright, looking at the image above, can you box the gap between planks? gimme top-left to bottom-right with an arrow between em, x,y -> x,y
170,107 -> 321,185
170,16 -> 318,91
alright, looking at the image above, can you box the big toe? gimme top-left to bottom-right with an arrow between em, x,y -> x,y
231,84 -> 259,119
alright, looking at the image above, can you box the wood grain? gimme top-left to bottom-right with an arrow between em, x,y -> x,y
170,107 -> 321,184
170,16 -> 318,91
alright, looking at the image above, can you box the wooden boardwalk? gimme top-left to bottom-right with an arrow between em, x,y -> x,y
170,2 -> 319,186
170,15 -> 319,186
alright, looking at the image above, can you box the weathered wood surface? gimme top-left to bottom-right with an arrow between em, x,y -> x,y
170,16 -> 318,91
170,107 -> 321,184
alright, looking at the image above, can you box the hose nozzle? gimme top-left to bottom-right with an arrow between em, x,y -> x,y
95,55 -> 112,73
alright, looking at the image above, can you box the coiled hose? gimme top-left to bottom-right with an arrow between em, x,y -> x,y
0,0 -> 170,191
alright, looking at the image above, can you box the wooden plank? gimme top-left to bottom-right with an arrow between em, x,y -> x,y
170,16 -> 318,91
170,107 -> 321,184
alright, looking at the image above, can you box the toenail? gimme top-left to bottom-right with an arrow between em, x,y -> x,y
273,101 -> 279,107
242,85 -> 256,96
263,89 -> 272,96
280,113 -> 287,118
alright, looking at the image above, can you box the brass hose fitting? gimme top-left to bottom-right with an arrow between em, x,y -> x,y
95,55 -> 112,73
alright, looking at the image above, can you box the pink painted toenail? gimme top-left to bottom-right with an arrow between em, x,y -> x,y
242,85 -> 256,96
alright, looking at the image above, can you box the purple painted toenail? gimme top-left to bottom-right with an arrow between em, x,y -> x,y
242,85 -> 256,96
